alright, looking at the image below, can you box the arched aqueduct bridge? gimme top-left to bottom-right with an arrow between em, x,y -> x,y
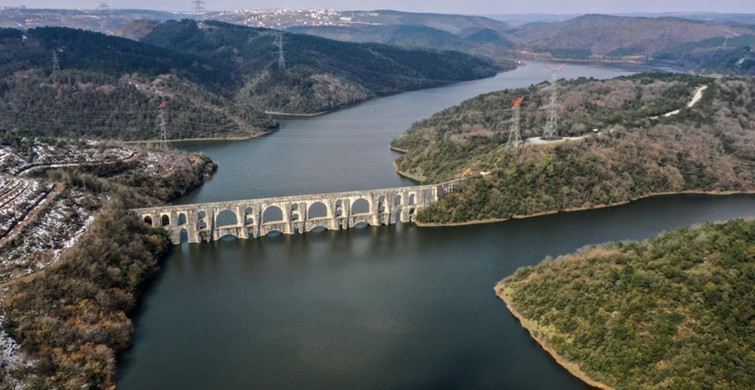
132,178 -> 473,244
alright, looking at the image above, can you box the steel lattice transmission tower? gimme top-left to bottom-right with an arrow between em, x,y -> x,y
275,33 -> 286,70
542,63 -> 566,140
51,49 -> 60,73
190,0 -> 205,14
506,96 -> 525,154
158,100 -> 169,148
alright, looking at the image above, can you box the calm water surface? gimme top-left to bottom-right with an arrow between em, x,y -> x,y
118,62 -> 755,389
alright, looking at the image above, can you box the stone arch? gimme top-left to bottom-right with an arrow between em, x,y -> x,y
409,193 -> 416,205
161,214 -> 170,226
143,216 -> 153,226
335,199 -> 344,217
351,198 -> 370,215
244,207 -> 254,225
179,228 -> 188,243
178,213 -> 187,225
263,205 -> 283,223
308,201 -> 328,219
216,209 -> 238,227
395,207 -> 403,223
354,221 -> 370,229
394,194 -> 402,206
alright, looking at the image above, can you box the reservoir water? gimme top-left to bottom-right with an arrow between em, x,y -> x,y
118,62 -> 755,389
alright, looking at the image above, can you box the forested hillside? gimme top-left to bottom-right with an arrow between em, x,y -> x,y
391,73 -> 755,223
0,27 -> 277,140
0,135 -> 218,388
141,20 -> 502,114
496,218 -> 755,389
0,21 -> 501,139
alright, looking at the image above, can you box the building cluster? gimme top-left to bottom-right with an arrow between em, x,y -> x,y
212,9 -> 359,29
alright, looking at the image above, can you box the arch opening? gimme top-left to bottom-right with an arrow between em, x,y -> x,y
143,216 -> 153,226
245,207 -> 254,225
354,221 -> 370,229
178,213 -> 187,225
351,198 -> 370,215
161,215 -> 170,226
394,195 -> 402,205
216,209 -> 238,227
263,206 -> 284,223
308,202 -> 328,219
378,195 -> 386,213
409,194 -> 416,205
265,230 -> 284,237
219,233 -> 237,241
179,228 -> 188,243
310,226 -> 327,233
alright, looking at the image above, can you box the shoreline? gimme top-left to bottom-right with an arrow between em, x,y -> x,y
392,160 -> 426,182
495,281 -> 614,390
121,130 -> 275,144
265,111 -> 327,118
414,189 -> 755,227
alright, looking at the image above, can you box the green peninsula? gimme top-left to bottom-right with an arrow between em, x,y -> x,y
496,218 -> 755,389
391,73 -> 755,224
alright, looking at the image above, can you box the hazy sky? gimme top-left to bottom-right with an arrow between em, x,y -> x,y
2,0 -> 754,15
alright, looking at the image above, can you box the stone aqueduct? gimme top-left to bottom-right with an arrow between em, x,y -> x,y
133,179 -> 470,244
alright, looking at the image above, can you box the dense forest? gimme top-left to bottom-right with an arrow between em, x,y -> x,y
391,73 -> 755,223
0,22 -> 501,140
0,27 -> 277,140
496,219 -> 755,389
0,135 -> 218,388
140,20 -> 503,114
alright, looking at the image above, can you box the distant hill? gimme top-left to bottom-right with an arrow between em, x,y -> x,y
518,14 -> 749,55
512,14 -> 755,75
287,24 -> 519,63
0,8 -> 182,33
140,20 -> 502,114
210,9 -> 517,35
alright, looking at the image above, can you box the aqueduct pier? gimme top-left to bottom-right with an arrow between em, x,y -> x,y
132,179 -> 470,244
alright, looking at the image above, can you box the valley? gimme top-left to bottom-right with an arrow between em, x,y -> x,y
0,5 -> 752,389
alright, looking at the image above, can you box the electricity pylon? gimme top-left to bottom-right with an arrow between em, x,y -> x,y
542,63 -> 566,140
506,96 -> 524,154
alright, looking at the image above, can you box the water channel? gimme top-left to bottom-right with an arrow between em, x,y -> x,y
118,62 -> 755,389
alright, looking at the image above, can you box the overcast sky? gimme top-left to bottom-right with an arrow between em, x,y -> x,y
2,0 -> 753,15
